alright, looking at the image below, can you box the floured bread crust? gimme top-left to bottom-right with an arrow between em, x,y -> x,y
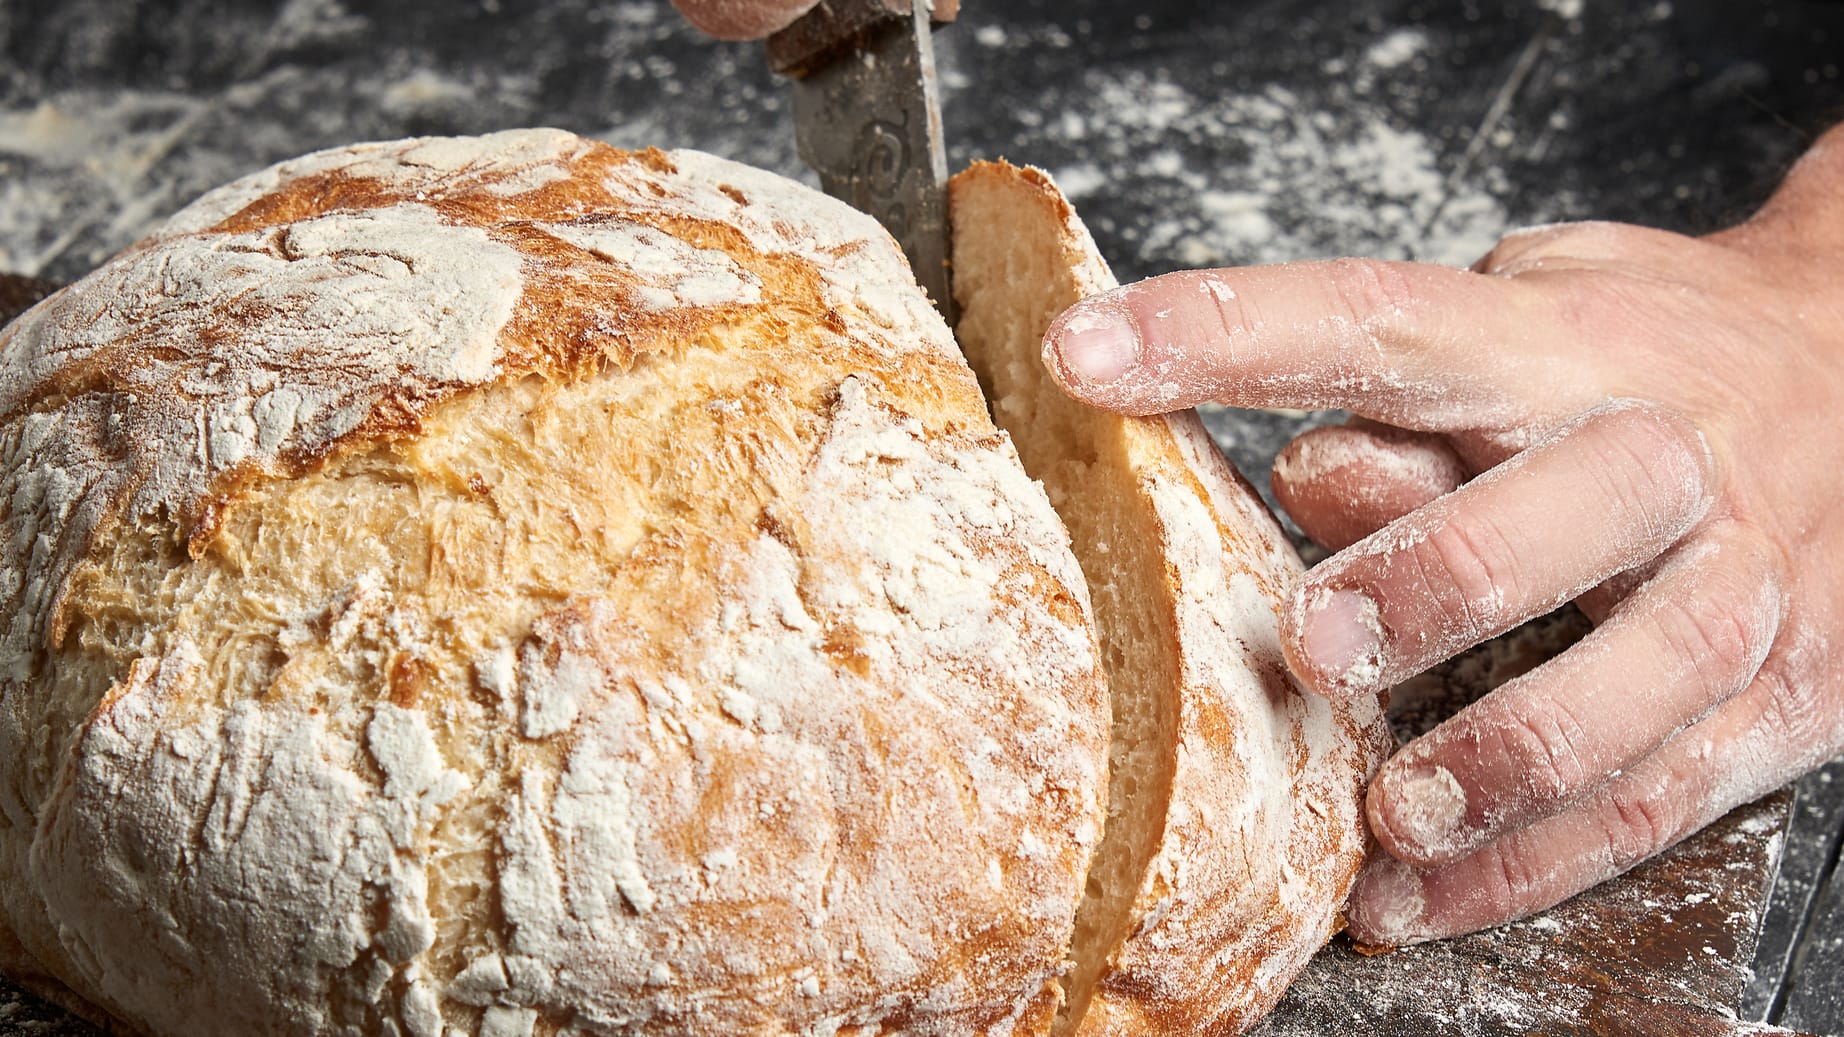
948,161 -> 1393,1036
0,131 -> 1110,1037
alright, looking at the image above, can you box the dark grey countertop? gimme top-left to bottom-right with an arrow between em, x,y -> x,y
1,0 -> 1841,1033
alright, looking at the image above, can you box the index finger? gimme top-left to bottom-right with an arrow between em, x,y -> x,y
1039,260 -> 1574,430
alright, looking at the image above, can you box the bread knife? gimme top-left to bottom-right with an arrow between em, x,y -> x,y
767,0 -> 959,324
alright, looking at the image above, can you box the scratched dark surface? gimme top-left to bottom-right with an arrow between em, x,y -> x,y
1756,758 -> 1844,1033
1256,792 -> 1795,1037
1,0 -> 1842,1034
1253,608 -> 1808,1037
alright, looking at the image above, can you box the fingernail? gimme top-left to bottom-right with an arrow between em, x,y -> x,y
1052,310 -> 1139,386
1348,856 -> 1429,946
1299,587 -> 1385,693
1381,764 -> 1470,860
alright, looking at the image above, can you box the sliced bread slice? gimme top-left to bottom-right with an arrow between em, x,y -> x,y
948,160 -> 1393,1036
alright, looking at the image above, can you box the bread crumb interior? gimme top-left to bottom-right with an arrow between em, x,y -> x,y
950,167 -> 1180,1036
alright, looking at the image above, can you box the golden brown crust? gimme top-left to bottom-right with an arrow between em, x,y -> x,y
0,133 -> 1109,1037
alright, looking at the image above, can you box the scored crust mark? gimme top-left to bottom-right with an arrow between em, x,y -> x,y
0,133 -> 1109,1037
6,136 -> 880,554
0,130 -> 973,667
948,161 -> 1391,1036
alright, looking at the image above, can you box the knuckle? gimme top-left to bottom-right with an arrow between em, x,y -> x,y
1660,569 -> 1777,697
1481,842 -> 1545,919
1487,700 -> 1592,807
1408,508 -> 1526,629
1577,402 -> 1712,541
1753,662 -> 1827,750
1153,270 -> 1258,342
1602,787 -> 1679,869
1324,258 -> 1422,330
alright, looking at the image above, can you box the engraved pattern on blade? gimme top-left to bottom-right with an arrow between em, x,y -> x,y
786,0 -> 955,322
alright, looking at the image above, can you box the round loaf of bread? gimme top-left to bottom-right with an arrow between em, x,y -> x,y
0,130 -> 1112,1037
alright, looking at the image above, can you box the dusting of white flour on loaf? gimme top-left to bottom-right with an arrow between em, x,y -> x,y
483,376 -> 1105,1031
29,640 -> 471,1036
0,130 -> 937,672
1,130 -> 1111,1037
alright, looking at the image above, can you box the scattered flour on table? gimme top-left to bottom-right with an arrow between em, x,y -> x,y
1044,70 -> 1516,270
1366,29 -> 1429,70
0,92 -> 208,275
0,0 -> 795,283
0,3 -> 1559,286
